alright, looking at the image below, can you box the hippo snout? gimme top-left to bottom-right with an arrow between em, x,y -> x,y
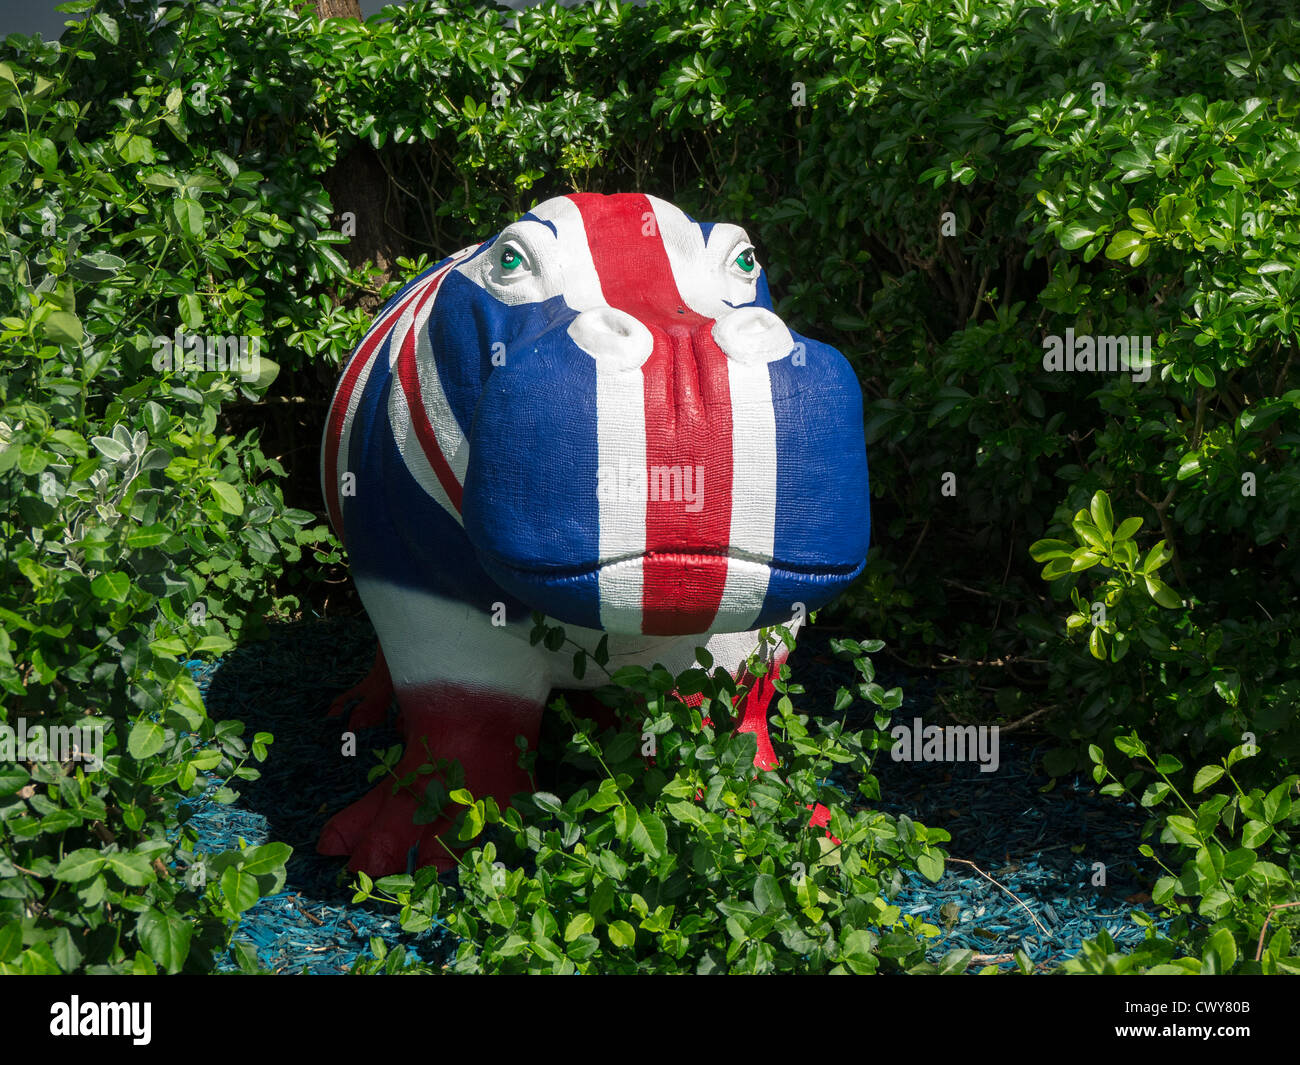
443,193 -> 869,637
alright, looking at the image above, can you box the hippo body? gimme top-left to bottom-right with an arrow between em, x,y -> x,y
319,193 -> 869,874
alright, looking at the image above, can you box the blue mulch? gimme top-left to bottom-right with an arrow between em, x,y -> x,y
181,620 -> 457,973
181,617 -> 1169,973
797,640 -> 1173,970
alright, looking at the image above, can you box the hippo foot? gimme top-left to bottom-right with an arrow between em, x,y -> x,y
317,769 -> 459,876
320,684 -> 544,876
327,646 -> 395,729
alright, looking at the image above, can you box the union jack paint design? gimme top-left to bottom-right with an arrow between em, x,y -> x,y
319,193 -> 869,874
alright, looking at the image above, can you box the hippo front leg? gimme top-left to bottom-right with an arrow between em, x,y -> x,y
327,645 -> 395,729
318,582 -> 552,875
318,681 -> 546,874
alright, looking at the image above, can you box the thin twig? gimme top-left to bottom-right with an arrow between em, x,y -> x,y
1255,900 -> 1300,962
901,518 -> 930,576
946,857 -> 1053,939
296,898 -> 325,927
991,520 -> 1016,631
997,703 -> 1059,734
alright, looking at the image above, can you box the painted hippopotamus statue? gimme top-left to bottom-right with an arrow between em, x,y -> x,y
319,193 -> 869,875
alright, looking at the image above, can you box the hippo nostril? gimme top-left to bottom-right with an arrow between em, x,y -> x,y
568,307 -> 653,371
712,306 -> 795,366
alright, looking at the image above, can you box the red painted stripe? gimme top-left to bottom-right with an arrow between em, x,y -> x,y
395,272 -> 464,513
568,193 -> 734,635
324,282 -> 431,542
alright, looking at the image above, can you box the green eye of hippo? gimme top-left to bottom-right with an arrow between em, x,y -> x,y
499,247 -> 523,271
734,248 -> 757,273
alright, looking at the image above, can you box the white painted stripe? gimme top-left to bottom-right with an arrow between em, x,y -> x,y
354,576 -> 794,695
321,279 -> 430,505
645,195 -> 759,319
332,336 -> 385,508
387,260 -> 468,525
527,197 -> 609,312
325,279 -> 437,515
595,366 -> 647,633
412,271 -> 471,483
715,360 -> 777,628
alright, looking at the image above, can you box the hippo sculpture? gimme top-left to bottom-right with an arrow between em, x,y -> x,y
319,193 -> 870,875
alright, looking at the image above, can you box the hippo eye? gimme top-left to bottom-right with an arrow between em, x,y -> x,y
734,248 -> 757,273
499,247 -> 523,271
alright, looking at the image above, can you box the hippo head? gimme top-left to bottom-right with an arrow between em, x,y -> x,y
439,193 -> 868,637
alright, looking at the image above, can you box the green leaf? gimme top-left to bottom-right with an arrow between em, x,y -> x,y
1059,223 -> 1096,250
126,524 -> 173,548
753,874 -> 783,914
43,311 -> 83,346
1205,927 -> 1237,972
53,849 -> 106,883
564,913 -> 595,942
458,801 -> 485,841
27,136 -> 58,172
91,571 -> 130,602
89,11 -> 119,43
172,197 -> 204,239
1113,516 -> 1142,541
1144,576 -> 1182,608
1143,540 -> 1173,574
241,842 -> 291,876
220,867 -> 260,912
0,919 -> 22,963
208,481 -> 244,516
1193,765 -> 1225,792
1221,848 -> 1256,879
1088,627 -> 1106,660
1114,733 -> 1147,759
607,920 -> 636,948
128,714 -> 165,757
104,851 -> 155,887
1028,538 -> 1073,561
1103,230 -> 1144,261
137,908 -> 192,973
531,791 -> 563,814
629,810 -> 666,859
1089,492 -> 1113,535
916,848 -> 944,883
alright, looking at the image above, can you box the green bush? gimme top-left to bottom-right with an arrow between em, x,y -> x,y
0,2 -> 348,971
1057,731 -> 1300,974
353,627 -> 960,975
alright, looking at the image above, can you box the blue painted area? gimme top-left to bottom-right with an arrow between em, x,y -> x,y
463,314 -> 604,626
761,335 -> 870,623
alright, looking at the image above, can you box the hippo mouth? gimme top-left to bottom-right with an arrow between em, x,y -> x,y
478,547 -> 864,636
480,548 -> 865,582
